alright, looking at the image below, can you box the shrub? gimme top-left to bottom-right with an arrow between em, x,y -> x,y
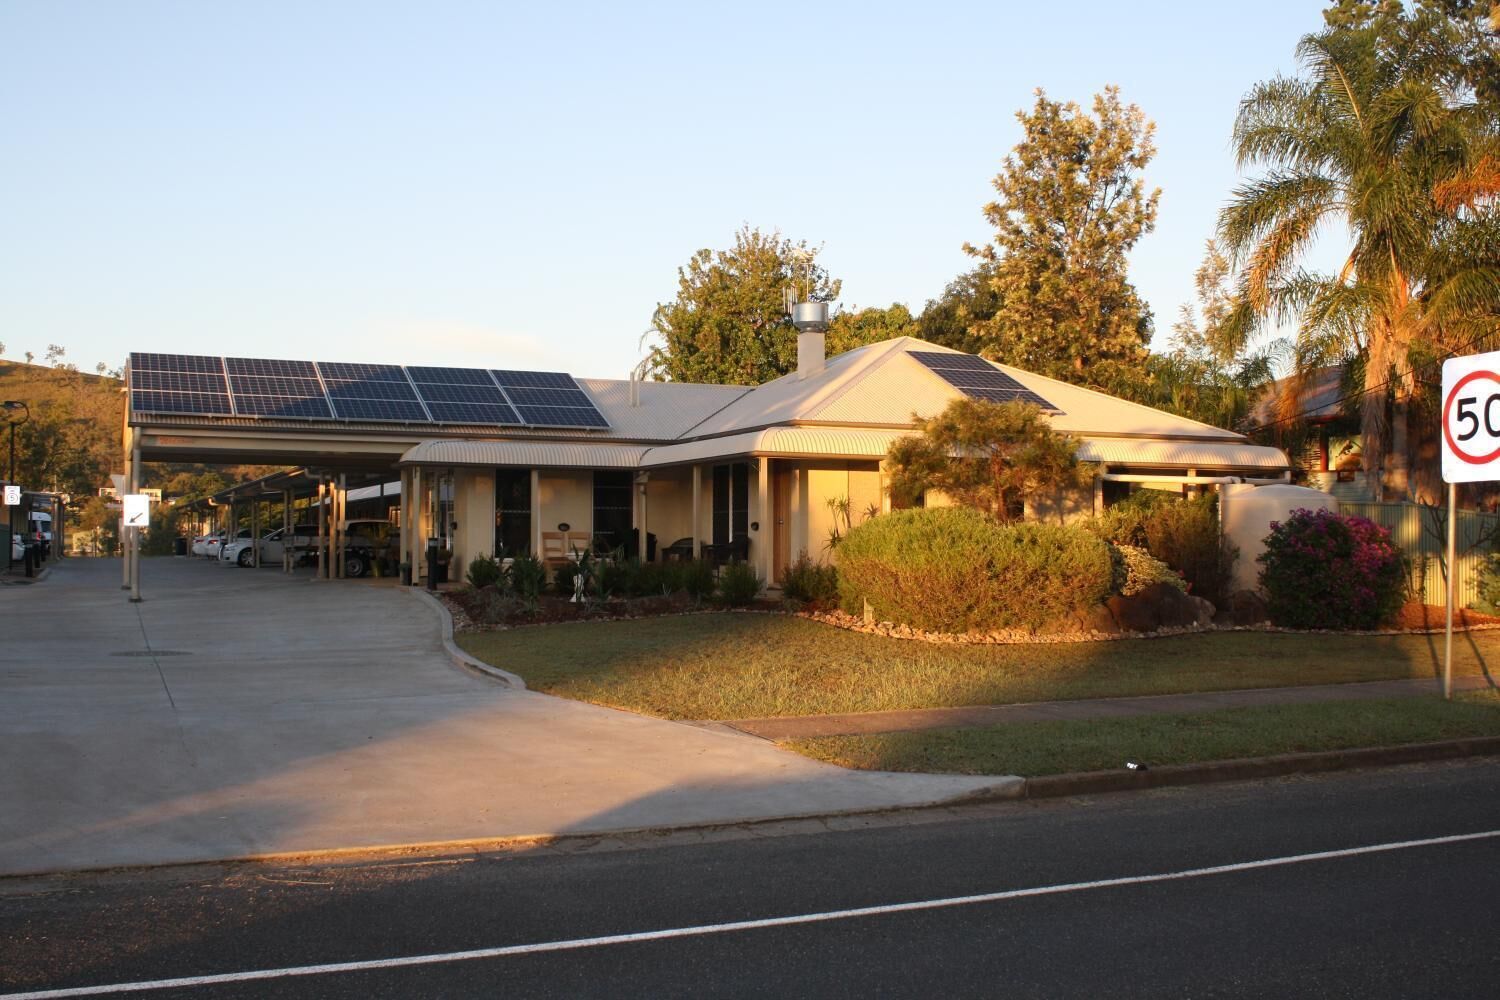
508,554 -> 547,601
718,560 -> 763,606
466,553 -> 503,589
1091,491 -> 1234,604
836,507 -> 1113,632
1111,544 -> 1187,596
1474,553 -> 1500,615
673,559 -> 717,601
779,554 -> 839,604
1257,508 -> 1405,629
553,560 -> 580,597
467,585 -> 519,625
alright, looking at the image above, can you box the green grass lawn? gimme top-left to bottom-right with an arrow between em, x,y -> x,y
455,612 -> 1499,720
785,692 -> 1500,776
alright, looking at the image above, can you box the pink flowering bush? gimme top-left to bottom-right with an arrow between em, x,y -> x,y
1257,508 -> 1406,629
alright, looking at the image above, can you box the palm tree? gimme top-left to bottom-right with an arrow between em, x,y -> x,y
1217,4 -> 1499,501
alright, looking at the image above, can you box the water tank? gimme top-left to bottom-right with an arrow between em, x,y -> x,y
1221,484 -> 1338,594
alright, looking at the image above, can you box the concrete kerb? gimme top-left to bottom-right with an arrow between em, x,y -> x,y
408,587 -> 526,690
0,776 -> 1027,880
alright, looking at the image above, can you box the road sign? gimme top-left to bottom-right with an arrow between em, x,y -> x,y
141,488 -> 162,502
3,485 -> 18,506
123,494 -> 150,528
1442,351 -> 1500,483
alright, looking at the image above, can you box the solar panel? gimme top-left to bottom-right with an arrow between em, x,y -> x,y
130,353 -> 227,374
128,390 -> 235,415
515,405 -> 611,429
907,351 -> 1059,412
128,353 -> 234,416
328,397 -> 432,422
406,366 -> 521,424
491,370 -> 576,389
407,366 -> 499,386
220,357 -> 334,421
130,370 -> 230,394
504,386 -> 596,409
313,361 -> 431,422
232,395 -> 335,419
324,378 -> 420,401
127,353 -> 609,429
225,357 -> 319,378
425,401 -> 524,425
318,362 -> 406,381
491,370 -> 609,429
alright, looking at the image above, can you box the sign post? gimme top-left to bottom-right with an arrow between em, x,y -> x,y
1438,352 -> 1500,698
122,494 -> 149,603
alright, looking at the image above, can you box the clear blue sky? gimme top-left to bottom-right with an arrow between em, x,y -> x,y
0,1 -> 1333,380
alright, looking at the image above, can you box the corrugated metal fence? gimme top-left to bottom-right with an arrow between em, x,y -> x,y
1337,501 -> 1500,608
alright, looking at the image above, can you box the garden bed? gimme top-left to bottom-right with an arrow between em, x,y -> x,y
441,588 -> 781,631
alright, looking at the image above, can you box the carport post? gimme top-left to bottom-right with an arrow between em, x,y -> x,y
252,498 -> 260,568
410,466 -> 423,585
316,479 -> 327,581
283,490 -> 292,573
336,473 -> 347,580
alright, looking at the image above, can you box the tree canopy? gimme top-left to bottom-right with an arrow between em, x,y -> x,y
648,226 -> 841,385
1218,0 -> 1500,500
964,87 -> 1161,386
886,398 -> 1095,522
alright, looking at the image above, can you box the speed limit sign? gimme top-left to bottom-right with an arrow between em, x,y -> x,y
1441,351 -> 1500,483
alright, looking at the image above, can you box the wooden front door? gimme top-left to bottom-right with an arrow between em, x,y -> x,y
772,463 -> 792,584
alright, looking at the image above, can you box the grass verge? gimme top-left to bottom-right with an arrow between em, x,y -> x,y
784,692 -> 1500,776
455,613 -> 1499,720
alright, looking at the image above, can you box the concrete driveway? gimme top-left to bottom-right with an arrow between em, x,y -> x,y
0,558 -> 1014,875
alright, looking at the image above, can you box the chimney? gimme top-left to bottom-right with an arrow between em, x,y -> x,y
792,301 -> 829,380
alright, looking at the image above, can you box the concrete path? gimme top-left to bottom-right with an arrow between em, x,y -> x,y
726,676 -> 1496,741
0,558 -> 1015,876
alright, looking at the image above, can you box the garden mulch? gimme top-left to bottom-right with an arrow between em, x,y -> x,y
717,675 -> 1498,741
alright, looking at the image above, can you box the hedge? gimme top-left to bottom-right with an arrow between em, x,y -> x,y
835,507 -> 1113,632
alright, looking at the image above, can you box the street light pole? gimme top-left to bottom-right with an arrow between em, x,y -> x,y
2,400 -> 30,483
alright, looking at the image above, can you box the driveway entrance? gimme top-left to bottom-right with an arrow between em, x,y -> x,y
0,559 -> 1013,874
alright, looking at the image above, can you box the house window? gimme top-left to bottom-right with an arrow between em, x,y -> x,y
712,463 -> 749,545
593,471 -> 633,552
495,470 -> 531,556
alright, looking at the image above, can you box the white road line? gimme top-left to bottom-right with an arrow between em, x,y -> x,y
7,828 -> 1498,999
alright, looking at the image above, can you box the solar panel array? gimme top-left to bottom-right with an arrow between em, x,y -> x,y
907,351 -> 1059,411
127,353 -> 609,429
493,369 -> 610,428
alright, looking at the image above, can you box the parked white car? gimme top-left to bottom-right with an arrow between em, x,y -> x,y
204,530 -> 248,561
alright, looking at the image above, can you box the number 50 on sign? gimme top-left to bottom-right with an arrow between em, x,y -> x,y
1442,352 -> 1500,484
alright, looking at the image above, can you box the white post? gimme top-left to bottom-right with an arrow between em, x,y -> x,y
530,468 -> 542,558
1444,481 -> 1457,700
756,456 -> 770,584
691,464 -> 701,560
128,445 -> 142,602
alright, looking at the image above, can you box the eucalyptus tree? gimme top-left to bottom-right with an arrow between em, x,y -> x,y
1218,0 -> 1499,500
649,226 -> 841,385
965,86 -> 1160,388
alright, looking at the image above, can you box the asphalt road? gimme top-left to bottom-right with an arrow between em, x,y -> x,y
5,759 -> 1500,999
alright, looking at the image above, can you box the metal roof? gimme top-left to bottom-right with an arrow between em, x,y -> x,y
400,439 -> 648,469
